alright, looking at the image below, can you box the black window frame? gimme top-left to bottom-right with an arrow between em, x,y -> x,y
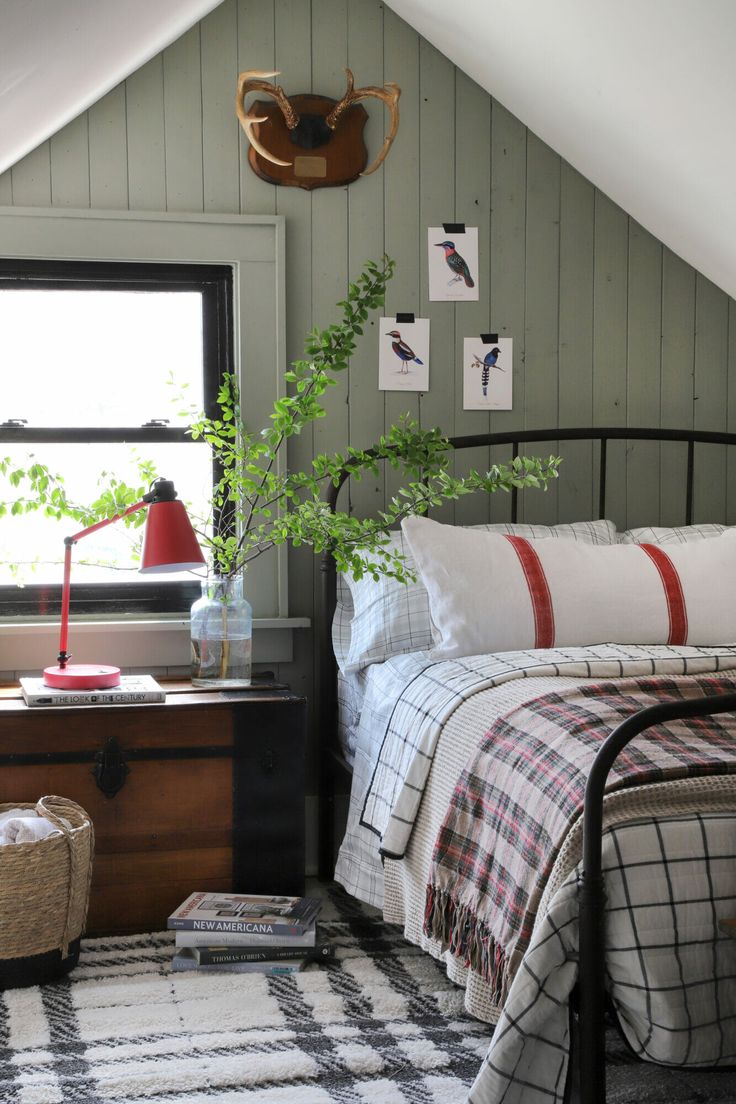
0,258 -> 233,618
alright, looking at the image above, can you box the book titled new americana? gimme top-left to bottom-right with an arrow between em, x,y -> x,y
174,927 -> 317,948
20,675 -> 165,708
168,892 -> 322,938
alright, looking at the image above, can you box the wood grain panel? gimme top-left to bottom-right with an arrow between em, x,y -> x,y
660,249 -> 695,524
237,0 -> 278,215
0,758 -> 233,838
311,0 -> 350,473
593,193 -> 628,527
88,848 -> 232,934
418,40 -> 455,526
201,0 -> 240,215
383,5 -> 420,507
89,85 -> 129,209
271,0 -> 316,755
0,707 -> 234,749
346,0 -> 386,523
488,102 -> 527,521
626,221 -> 662,528
50,114 -> 90,208
163,25 -> 204,212
453,71 -> 492,525
523,134 -> 560,524
125,56 -> 166,210
693,274 -> 729,522
10,142 -> 52,206
558,164 -> 595,521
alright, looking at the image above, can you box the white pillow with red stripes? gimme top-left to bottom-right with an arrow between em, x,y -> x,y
334,518 -> 618,672
401,515 -> 736,659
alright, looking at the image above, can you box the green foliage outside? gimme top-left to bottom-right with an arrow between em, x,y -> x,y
0,257 -> 561,584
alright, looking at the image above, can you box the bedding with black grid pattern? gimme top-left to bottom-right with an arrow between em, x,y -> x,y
425,676 -> 736,1008
469,813 -> 736,1103
417,677 -> 736,1103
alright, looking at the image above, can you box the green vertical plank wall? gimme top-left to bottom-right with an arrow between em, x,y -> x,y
4,0 -> 736,789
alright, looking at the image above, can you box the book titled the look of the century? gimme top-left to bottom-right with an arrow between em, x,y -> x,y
20,675 -> 165,708
167,892 -> 322,937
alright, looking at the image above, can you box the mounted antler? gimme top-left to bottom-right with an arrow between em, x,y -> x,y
326,69 -> 401,176
236,67 -> 401,189
235,70 -> 299,168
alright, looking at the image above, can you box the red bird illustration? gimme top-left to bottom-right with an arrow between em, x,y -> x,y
434,240 -> 474,288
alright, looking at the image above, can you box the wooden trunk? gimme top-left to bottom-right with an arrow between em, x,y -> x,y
0,683 -> 306,936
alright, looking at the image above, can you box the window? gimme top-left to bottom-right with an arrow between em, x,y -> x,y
0,259 -> 233,617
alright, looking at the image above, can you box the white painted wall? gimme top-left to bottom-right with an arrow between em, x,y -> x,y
386,0 -> 736,298
0,0 -> 224,176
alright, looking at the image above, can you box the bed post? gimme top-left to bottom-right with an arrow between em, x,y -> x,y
578,691 -> 736,1103
317,542 -> 339,879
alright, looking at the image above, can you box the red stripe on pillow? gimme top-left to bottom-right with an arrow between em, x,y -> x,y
640,544 -> 689,645
504,536 -> 555,648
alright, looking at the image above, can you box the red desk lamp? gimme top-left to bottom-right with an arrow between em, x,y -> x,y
43,478 -> 205,690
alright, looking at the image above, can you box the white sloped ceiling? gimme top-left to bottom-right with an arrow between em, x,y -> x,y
2,0 -> 734,300
387,0 -> 736,300
0,0 -> 224,177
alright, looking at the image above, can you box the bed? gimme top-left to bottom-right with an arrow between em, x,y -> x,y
316,427 -> 736,1104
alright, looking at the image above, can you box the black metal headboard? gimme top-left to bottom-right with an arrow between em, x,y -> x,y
316,425 -> 736,874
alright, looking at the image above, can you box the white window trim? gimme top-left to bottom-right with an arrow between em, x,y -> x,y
0,208 -> 296,674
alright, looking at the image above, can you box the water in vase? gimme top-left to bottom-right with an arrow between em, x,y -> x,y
191,634 -> 252,687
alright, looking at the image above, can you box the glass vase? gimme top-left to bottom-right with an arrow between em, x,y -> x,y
190,575 -> 252,687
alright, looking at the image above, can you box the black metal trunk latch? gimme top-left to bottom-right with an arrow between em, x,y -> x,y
93,737 -> 130,797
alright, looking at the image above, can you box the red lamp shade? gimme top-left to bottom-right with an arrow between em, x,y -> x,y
43,478 -> 205,691
140,499 -> 206,573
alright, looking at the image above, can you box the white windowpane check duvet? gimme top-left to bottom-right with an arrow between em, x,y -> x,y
334,644 -> 736,1103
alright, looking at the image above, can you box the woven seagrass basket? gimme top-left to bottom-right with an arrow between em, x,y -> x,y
0,795 -> 94,989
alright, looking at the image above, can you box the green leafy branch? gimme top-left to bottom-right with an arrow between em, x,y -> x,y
1,255 -> 562,585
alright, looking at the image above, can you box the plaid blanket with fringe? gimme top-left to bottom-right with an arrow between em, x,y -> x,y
424,674 -> 736,1009
359,645 -> 736,864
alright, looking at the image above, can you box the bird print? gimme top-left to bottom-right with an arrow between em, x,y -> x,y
472,347 -> 503,396
435,240 -> 475,288
385,330 -> 423,374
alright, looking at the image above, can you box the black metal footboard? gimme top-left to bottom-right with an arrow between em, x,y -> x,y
578,691 -> 736,1102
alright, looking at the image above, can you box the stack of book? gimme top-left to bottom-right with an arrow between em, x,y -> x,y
167,891 -> 329,975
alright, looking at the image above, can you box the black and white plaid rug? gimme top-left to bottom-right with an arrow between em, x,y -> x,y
0,883 -> 733,1103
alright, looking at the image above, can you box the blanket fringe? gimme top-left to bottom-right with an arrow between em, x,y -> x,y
424,884 -> 510,1007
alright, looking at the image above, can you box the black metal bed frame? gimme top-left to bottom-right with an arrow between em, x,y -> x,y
316,425 -> 736,1103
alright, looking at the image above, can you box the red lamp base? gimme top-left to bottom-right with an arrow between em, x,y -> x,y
43,664 -> 121,690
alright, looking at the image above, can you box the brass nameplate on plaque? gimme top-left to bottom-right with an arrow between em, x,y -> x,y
294,156 -> 327,178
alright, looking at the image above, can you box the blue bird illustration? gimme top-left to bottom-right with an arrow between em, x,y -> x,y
435,240 -> 475,288
386,330 -> 423,374
472,347 -> 503,396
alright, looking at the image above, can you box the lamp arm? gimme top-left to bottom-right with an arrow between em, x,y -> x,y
57,498 -> 149,668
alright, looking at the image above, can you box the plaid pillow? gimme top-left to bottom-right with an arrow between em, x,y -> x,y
620,523 -> 729,544
333,519 -> 618,673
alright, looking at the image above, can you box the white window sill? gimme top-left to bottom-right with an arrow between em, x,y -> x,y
0,617 -> 310,677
